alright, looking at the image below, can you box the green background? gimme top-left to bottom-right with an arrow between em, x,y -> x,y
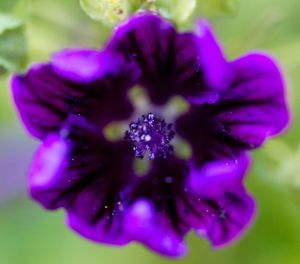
1,0 -> 300,263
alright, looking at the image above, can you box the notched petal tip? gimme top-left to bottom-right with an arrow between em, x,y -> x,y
125,199 -> 188,258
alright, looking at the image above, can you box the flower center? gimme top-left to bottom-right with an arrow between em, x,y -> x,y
125,113 -> 175,160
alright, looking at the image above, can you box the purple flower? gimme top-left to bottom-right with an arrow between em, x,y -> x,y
11,13 -> 289,257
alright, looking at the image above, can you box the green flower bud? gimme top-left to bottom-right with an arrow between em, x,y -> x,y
154,0 -> 196,24
80,0 -> 241,26
80,0 -> 197,25
80,0 -> 129,25
0,13 -> 27,76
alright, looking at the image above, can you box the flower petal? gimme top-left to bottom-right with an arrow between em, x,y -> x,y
178,187 -> 255,247
51,49 -> 126,83
12,64 -> 74,139
67,209 -> 129,245
12,50 -> 139,139
197,188 -> 256,247
176,105 -> 247,167
125,199 -> 188,257
30,128 -> 135,245
188,154 -> 250,198
29,133 -> 69,201
107,13 -> 228,105
215,53 -> 290,148
195,19 -> 228,92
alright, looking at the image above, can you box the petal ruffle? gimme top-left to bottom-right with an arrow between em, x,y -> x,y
12,50 -> 140,139
107,13 -> 228,105
195,188 -> 256,247
188,154 -> 250,198
178,187 -> 255,248
215,53 -> 290,148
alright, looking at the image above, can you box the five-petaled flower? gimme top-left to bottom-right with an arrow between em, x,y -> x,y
12,13 -> 289,257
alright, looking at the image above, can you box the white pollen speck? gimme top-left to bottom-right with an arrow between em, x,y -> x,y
144,135 -> 151,142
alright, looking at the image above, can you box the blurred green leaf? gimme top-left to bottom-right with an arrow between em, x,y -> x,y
196,0 -> 240,17
0,0 -> 20,11
0,13 -> 27,76
0,14 -> 22,34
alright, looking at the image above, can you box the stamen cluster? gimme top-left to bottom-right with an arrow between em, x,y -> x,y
125,113 -> 175,160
